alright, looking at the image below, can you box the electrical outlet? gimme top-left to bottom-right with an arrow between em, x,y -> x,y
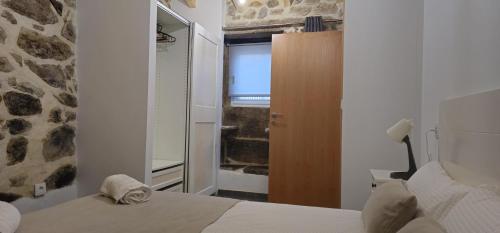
34,183 -> 47,197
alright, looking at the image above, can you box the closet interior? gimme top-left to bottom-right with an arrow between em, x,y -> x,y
151,6 -> 190,192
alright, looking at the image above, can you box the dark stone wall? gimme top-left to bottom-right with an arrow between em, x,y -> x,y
0,0 -> 77,202
221,46 -> 270,168
223,106 -> 270,138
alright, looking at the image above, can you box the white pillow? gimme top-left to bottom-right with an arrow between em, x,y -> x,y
442,188 -> 500,233
406,161 -> 472,221
0,201 -> 21,233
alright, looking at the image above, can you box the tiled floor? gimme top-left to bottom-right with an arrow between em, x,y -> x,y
216,190 -> 268,202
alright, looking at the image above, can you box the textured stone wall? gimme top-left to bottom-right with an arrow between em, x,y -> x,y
221,47 -> 269,171
225,0 -> 344,28
0,0 -> 77,202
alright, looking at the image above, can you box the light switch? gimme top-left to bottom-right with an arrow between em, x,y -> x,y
34,183 -> 47,197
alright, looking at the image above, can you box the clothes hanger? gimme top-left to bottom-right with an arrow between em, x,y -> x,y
156,24 -> 176,43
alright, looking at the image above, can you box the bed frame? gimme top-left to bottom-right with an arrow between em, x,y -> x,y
439,88 -> 500,186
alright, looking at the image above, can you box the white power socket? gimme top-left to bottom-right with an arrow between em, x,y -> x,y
34,183 -> 47,197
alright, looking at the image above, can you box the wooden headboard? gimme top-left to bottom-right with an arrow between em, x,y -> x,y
439,89 -> 500,186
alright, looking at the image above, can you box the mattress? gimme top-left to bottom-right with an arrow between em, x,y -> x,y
203,201 -> 365,233
18,191 -> 364,233
17,191 -> 238,233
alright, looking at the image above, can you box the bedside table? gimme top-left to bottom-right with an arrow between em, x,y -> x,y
370,169 -> 404,191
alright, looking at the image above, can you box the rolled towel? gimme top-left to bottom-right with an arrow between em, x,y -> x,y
0,201 -> 21,233
100,174 -> 152,204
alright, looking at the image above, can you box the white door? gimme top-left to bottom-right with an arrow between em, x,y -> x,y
187,23 -> 220,195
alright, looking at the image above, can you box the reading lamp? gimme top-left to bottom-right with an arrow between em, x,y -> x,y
387,119 -> 417,180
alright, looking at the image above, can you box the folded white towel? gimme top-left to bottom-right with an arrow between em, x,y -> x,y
0,201 -> 21,233
100,174 -> 152,205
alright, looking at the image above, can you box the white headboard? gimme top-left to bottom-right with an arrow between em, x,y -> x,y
439,89 -> 500,186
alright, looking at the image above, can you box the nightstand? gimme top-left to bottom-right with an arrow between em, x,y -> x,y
370,169 -> 404,191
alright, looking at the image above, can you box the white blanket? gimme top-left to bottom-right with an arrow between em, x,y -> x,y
202,201 -> 365,233
0,201 -> 21,233
100,174 -> 152,204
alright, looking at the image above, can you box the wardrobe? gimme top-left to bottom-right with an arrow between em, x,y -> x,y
77,1 -> 221,196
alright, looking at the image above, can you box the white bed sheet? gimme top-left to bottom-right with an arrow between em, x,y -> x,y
202,201 -> 365,233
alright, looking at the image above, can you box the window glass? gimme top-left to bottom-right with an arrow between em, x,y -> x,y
229,43 -> 271,107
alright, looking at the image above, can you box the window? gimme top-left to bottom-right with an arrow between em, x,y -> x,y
229,43 -> 271,107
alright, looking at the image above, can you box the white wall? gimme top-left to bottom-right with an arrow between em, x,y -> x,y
169,0 -> 223,38
76,0 -> 155,196
12,186 -> 77,214
219,170 -> 268,194
421,0 -> 500,163
342,0 -> 424,210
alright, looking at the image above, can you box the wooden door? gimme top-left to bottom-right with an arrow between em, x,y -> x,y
268,31 -> 343,208
187,23 -> 221,195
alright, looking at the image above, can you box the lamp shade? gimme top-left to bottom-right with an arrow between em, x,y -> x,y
387,119 -> 414,143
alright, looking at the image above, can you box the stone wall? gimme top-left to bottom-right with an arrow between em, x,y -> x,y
0,0 -> 77,202
225,0 -> 344,29
221,47 -> 269,173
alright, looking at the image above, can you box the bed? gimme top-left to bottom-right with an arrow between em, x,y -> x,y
17,192 -> 364,233
17,192 -> 237,233
16,89 -> 500,233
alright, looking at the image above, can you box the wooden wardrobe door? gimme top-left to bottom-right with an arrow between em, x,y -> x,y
268,31 -> 343,208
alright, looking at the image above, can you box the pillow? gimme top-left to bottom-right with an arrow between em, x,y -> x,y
397,217 -> 447,233
442,188 -> 500,233
362,181 -> 418,233
479,184 -> 500,195
0,201 -> 21,233
406,161 -> 472,221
